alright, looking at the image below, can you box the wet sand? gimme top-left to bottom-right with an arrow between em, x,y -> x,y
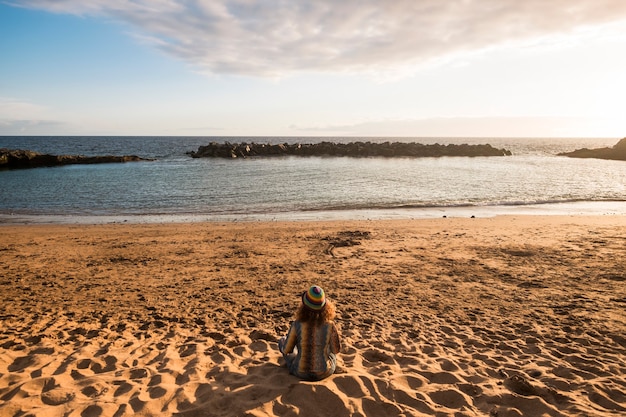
1,216 -> 625,416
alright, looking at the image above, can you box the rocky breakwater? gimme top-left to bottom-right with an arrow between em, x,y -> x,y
0,149 -> 153,170
188,141 -> 512,159
558,138 -> 626,161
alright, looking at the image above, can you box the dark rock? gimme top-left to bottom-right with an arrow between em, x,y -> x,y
187,141 -> 512,159
249,329 -> 276,341
0,149 -> 154,170
557,138 -> 626,161
503,375 -> 539,396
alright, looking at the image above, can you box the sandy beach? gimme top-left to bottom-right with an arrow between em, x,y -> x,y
1,216 -> 625,416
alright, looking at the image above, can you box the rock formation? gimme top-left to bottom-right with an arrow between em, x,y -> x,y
558,138 -> 626,161
0,149 -> 153,170
188,141 -> 512,159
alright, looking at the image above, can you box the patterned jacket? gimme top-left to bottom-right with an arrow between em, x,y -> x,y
283,320 -> 341,380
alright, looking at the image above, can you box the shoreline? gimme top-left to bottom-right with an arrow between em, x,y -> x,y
2,216 -> 625,416
1,200 -> 625,225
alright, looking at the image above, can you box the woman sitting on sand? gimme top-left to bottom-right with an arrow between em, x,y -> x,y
278,285 -> 341,381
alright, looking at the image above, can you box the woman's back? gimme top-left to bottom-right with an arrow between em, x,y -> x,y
284,320 -> 340,379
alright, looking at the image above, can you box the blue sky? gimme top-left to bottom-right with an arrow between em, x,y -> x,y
2,0 -> 626,137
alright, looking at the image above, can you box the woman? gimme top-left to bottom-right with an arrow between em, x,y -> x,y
278,285 -> 341,381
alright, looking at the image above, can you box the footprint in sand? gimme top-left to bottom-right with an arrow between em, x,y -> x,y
39,377 -> 76,406
427,388 -> 471,410
80,404 -> 102,417
41,388 -> 75,405
113,381 -> 134,397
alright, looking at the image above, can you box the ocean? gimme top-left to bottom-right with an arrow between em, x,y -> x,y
1,136 -> 625,223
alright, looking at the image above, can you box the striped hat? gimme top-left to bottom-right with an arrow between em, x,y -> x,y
302,285 -> 326,311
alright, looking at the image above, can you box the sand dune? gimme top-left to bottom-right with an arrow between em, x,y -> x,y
1,216 -> 625,416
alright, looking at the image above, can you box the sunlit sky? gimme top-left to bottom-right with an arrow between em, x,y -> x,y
1,0 -> 626,137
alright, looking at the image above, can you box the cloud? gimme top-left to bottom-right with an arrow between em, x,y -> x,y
0,119 -> 66,134
0,98 -> 65,134
0,97 -> 47,119
291,116 -> 625,138
10,0 -> 626,77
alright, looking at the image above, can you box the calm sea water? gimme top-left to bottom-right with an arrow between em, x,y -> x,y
1,136 -> 625,223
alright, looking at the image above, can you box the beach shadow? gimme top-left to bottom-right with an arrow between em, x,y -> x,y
173,361 -> 293,417
173,359 -> 361,417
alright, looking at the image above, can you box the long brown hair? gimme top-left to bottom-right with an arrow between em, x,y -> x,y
296,299 -> 336,323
